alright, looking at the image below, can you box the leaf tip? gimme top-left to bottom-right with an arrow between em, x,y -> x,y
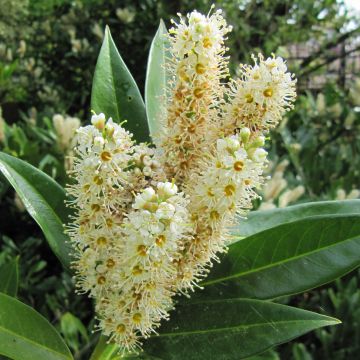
104,25 -> 111,38
325,316 -> 342,326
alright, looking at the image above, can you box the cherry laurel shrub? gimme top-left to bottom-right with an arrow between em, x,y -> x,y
0,8 -> 359,360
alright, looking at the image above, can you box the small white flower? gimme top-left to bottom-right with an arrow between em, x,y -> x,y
91,112 -> 106,130
156,202 -> 176,219
94,136 -> 105,147
157,182 -> 178,198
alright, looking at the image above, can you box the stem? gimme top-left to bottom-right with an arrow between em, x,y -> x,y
88,334 -> 121,360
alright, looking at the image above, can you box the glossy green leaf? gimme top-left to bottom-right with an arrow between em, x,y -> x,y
91,26 -> 149,142
0,257 -> 19,296
143,298 -> 339,360
145,19 -> 170,138
232,200 -> 360,238
201,215 -> 360,300
0,293 -> 73,360
0,152 -> 72,270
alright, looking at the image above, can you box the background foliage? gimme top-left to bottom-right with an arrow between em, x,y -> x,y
0,0 -> 359,359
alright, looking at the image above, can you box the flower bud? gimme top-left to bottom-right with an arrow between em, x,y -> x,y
253,148 -> 268,162
91,113 -> 106,130
240,127 -> 251,143
252,135 -> 265,147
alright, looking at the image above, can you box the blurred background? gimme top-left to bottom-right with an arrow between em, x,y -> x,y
0,1 -> 359,359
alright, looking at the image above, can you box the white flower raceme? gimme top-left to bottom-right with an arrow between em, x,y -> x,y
157,7 -> 232,183
177,130 -> 267,290
67,114 -> 190,351
278,185 -> 305,208
53,113 -> 81,170
223,54 -> 297,133
53,114 -> 80,145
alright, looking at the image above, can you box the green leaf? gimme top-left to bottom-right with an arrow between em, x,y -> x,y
143,298 -> 339,360
201,215 -> 360,300
145,19 -> 170,139
91,26 -> 149,142
232,200 -> 360,238
0,257 -> 19,296
0,293 -> 73,360
0,152 -> 72,270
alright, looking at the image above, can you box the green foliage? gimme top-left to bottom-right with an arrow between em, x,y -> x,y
91,27 -> 149,142
142,299 -> 339,360
279,83 -> 360,197
277,270 -> 360,359
202,214 -> 360,300
0,111 -> 68,184
0,256 -> 19,296
0,152 -> 72,270
0,293 -> 73,360
232,200 -> 360,237
59,312 -> 89,354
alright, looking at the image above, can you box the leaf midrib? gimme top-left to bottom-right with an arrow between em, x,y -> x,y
0,325 -> 70,359
107,32 -> 122,123
157,319 -> 337,338
202,232 -> 360,287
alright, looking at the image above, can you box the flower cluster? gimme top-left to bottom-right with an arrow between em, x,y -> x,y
177,130 -> 267,290
96,182 -> 190,349
223,54 -> 296,134
67,8 -> 297,354
67,113 -> 184,351
157,7 -> 232,183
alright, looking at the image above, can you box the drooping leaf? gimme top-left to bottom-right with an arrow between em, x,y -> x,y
201,215 -> 360,300
0,257 -> 19,296
0,152 -> 72,270
145,19 -> 170,139
0,293 -> 73,360
91,26 -> 149,142
143,298 -> 339,360
232,200 -> 360,238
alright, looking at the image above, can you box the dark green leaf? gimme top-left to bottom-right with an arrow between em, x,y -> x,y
0,257 -> 19,296
145,19 -> 170,139
202,215 -> 360,300
0,293 -> 73,360
0,152 -> 72,270
232,200 -> 360,238
143,298 -> 339,360
91,26 -> 149,142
